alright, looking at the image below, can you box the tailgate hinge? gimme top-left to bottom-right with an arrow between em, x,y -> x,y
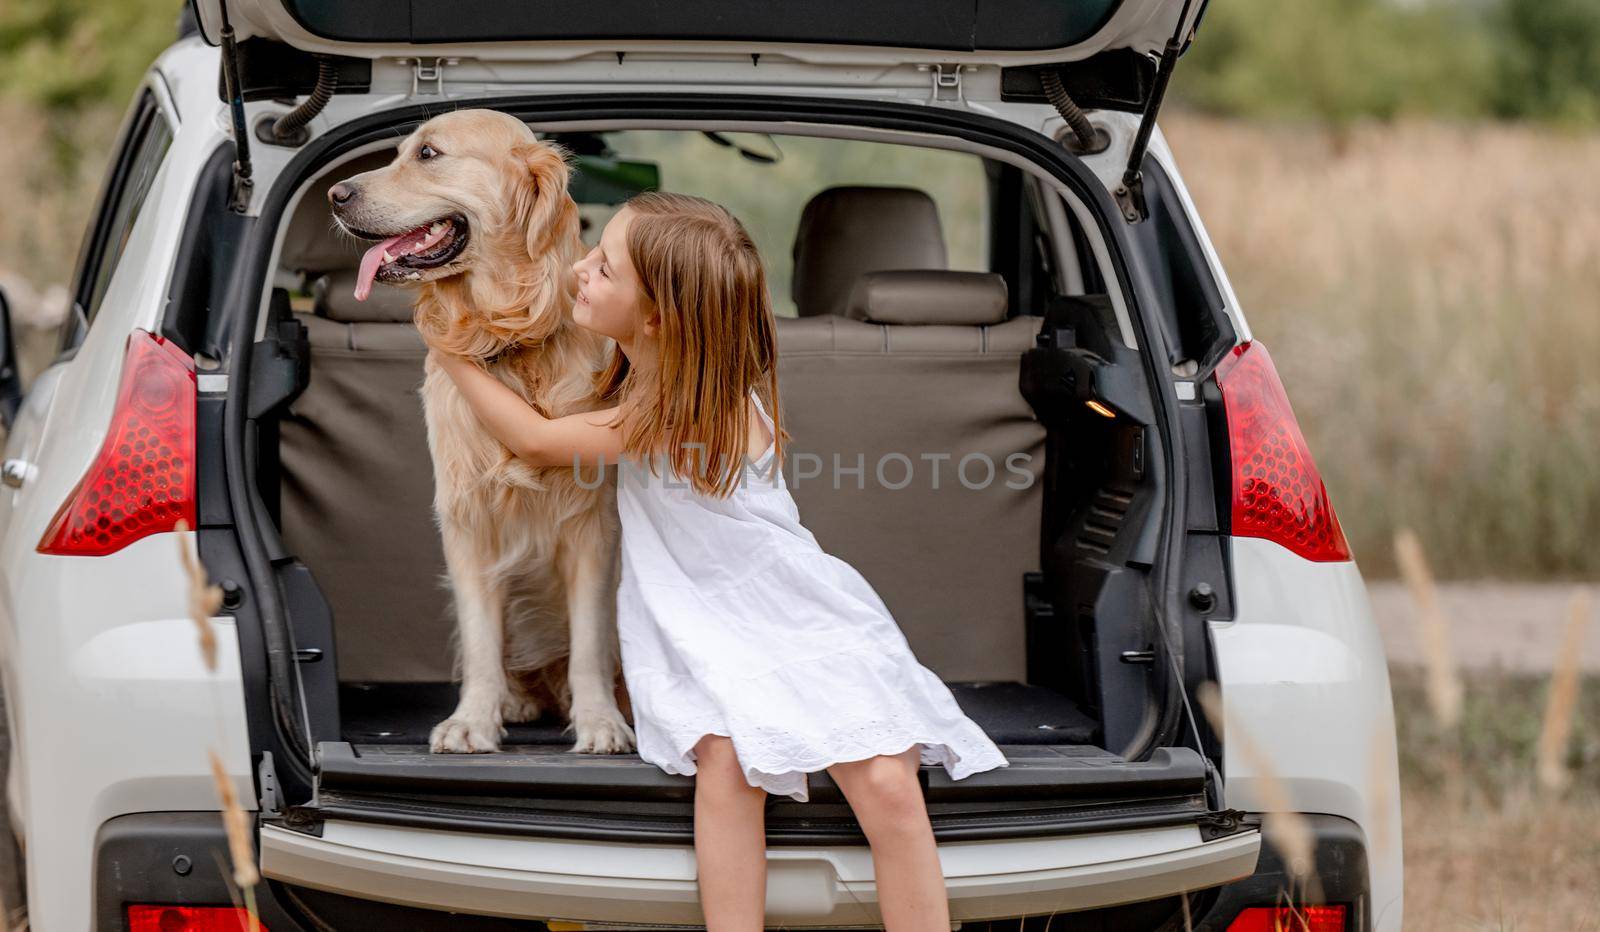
927,63 -> 964,104
401,57 -> 459,97
216,0 -> 254,213
257,751 -> 283,819
1117,0 -> 1204,222
1196,808 -> 1250,841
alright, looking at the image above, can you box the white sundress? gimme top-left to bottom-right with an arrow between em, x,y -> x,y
614,387 -> 1010,803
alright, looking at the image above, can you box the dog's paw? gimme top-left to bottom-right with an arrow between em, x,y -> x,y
566,705 -> 637,754
429,715 -> 505,753
500,690 -> 545,724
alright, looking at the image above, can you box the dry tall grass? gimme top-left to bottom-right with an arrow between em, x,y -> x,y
1195,682 -> 1323,907
1391,530 -> 1599,931
1401,782 -> 1600,931
0,102 -> 117,289
1165,114 -> 1600,580
1393,666 -> 1600,932
1394,528 -> 1464,727
1534,590 -> 1593,792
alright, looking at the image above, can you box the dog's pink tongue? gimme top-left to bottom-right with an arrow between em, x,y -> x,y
354,233 -> 410,302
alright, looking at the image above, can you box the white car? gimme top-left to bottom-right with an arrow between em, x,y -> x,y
0,1 -> 1402,929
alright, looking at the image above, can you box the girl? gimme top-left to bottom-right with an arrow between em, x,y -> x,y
424,190 -> 1008,929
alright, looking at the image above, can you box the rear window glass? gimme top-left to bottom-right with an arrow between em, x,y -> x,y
569,131 -> 990,317
65,92 -> 173,350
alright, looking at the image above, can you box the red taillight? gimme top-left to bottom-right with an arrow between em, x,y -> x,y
127,905 -> 269,931
1227,905 -> 1348,931
37,329 -> 196,557
1213,341 -> 1350,562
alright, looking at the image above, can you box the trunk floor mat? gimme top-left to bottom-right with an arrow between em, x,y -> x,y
338,681 -> 1097,747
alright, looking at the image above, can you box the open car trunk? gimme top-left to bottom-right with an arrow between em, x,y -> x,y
147,0 -> 1268,907
206,91 -> 1250,920
260,170 -> 1199,839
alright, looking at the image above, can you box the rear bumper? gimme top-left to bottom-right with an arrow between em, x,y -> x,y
94,811 -> 1369,930
259,820 -> 1260,926
1214,538 -> 1404,929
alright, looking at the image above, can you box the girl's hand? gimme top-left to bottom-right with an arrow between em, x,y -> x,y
428,348 -> 628,469
427,348 -> 478,383
426,346 -> 460,370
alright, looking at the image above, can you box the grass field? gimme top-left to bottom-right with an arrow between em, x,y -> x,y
1162,114 -> 1600,580
1391,666 -> 1600,930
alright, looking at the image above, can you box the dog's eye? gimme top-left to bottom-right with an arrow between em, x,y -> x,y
418,144 -> 439,161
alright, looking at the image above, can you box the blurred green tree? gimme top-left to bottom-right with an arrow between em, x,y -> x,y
0,0 -> 179,169
1176,0 -> 1497,125
1493,0 -> 1600,123
0,0 -> 178,111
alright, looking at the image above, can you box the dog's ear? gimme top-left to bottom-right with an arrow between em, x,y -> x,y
511,141 -> 580,261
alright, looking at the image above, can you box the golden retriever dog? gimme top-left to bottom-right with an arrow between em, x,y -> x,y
327,109 -> 635,755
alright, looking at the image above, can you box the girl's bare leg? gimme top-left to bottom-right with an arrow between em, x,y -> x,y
692,734 -> 769,930
826,746 -> 949,931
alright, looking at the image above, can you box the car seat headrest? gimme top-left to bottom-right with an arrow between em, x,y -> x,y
791,186 -> 948,318
313,271 -> 417,324
279,150 -> 399,276
845,271 -> 1009,326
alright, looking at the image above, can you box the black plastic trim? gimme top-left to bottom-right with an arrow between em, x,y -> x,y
317,741 -> 1206,799
293,791 -> 1212,846
1197,813 -> 1373,931
296,745 -> 1219,846
1122,157 -> 1233,368
198,381 -> 304,810
163,143 -> 245,359
1001,50 -> 1158,113
219,239 -> 318,802
273,0 -> 1121,53
1018,317 -> 1167,751
92,812 -> 307,932
222,38 -> 372,104
61,91 -> 167,355
0,291 -> 22,431
1202,371 -> 1236,539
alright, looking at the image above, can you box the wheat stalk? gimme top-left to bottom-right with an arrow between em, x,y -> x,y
174,519 -> 221,671
1394,528 -> 1462,728
176,520 -> 261,929
1536,589 -> 1593,792
1365,727 -> 1396,861
1196,682 -> 1322,904
206,750 -> 261,892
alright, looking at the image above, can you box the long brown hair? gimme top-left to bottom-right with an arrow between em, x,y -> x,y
593,191 -> 787,498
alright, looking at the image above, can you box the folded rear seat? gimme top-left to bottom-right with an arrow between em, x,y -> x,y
275,177 -> 1042,690
279,272 -> 454,682
774,271 -> 1044,684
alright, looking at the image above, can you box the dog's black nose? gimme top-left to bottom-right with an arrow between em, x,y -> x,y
328,182 -> 357,206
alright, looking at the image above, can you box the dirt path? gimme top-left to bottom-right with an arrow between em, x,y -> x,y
1366,581 -> 1600,673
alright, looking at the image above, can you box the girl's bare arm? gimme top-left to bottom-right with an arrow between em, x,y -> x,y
430,350 -> 627,468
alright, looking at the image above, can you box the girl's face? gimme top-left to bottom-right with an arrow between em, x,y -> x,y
573,207 -> 654,348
